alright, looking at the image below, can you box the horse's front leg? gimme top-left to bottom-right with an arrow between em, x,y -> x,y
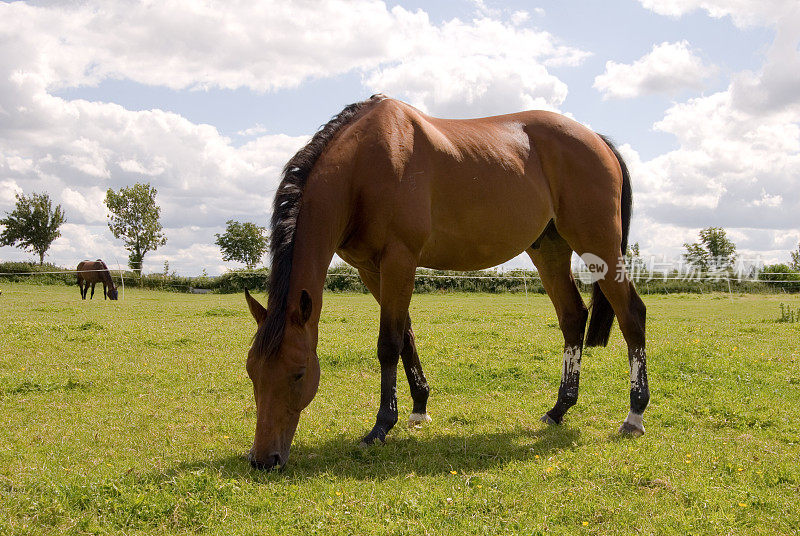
102,282 -> 107,299
90,283 -> 96,299
357,268 -> 431,429
361,248 -> 417,445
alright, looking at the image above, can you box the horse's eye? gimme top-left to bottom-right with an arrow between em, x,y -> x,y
292,371 -> 305,382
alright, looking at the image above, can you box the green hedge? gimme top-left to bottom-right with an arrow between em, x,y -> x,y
0,262 -> 74,285
758,264 -> 800,292
216,268 -> 270,293
3,261 -> 797,294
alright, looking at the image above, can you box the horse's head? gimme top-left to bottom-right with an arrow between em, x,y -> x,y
244,289 -> 320,470
108,288 -> 118,300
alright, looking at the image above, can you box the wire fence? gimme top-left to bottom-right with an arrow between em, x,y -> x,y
2,262 -> 799,297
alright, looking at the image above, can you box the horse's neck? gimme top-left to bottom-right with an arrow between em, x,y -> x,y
286,229 -> 336,338
284,178 -> 349,337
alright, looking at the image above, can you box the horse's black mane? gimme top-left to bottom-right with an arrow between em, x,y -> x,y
95,259 -> 116,288
254,94 -> 387,358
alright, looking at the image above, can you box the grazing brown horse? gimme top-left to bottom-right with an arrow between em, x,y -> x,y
77,260 -> 118,300
244,94 -> 649,470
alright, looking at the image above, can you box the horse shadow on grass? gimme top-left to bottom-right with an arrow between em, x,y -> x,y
160,424 -> 581,484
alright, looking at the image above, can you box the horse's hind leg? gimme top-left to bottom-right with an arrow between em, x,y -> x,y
595,274 -> 649,435
90,282 -> 96,299
563,233 -> 649,434
400,318 -> 431,426
527,232 -> 588,425
358,267 -> 431,429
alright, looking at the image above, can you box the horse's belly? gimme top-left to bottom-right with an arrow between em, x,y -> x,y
418,208 -> 550,270
415,163 -> 553,270
419,237 -> 533,270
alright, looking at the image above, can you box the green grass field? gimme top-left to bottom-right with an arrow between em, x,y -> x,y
1,282 -> 799,535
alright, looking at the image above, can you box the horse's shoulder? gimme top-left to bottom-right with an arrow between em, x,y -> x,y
348,98 -> 416,138
326,98 -> 418,172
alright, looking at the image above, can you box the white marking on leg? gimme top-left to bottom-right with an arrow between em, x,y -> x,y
621,409 -> 645,435
411,367 -> 423,386
562,345 -> 581,381
629,356 -> 640,388
624,410 -> 643,428
629,347 -> 646,391
408,412 -> 431,427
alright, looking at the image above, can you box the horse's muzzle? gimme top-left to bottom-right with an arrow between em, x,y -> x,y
249,450 -> 284,471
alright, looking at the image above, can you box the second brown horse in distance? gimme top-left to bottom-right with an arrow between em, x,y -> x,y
77,259 -> 118,300
244,95 -> 650,470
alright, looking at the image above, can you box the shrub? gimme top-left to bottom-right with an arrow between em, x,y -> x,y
758,264 -> 800,292
778,303 -> 798,323
0,261 -> 73,285
325,265 -> 367,293
215,268 -> 270,294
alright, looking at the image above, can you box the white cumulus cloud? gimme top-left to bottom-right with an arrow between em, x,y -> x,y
628,89 -> 800,244
594,41 -> 716,100
0,0 -> 589,273
637,0 -> 796,27
363,14 -> 587,117
616,2 -> 800,264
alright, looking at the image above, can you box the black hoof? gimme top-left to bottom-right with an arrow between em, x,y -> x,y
618,421 -> 645,437
360,429 -> 387,446
540,414 -> 558,426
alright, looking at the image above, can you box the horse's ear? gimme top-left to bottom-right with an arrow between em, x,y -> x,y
244,288 -> 267,325
297,289 -> 312,326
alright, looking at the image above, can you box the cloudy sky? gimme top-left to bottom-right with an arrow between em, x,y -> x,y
1,0 -> 798,275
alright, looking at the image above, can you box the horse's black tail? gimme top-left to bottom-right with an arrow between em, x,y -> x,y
585,135 -> 632,348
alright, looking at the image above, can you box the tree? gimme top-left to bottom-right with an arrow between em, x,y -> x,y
624,242 -> 646,276
215,220 -> 269,269
791,242 -> 800,271
683,227 -> 737,271
105,183 -> 167,270
0,192 -> 66,265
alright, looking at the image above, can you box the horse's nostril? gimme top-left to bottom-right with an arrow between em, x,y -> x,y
249,452 -> 282,471
269,453 -> 282,468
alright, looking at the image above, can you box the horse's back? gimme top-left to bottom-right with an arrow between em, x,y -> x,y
77,260 -> 102,281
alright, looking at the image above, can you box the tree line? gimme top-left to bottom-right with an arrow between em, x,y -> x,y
0,183 -> 269,270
